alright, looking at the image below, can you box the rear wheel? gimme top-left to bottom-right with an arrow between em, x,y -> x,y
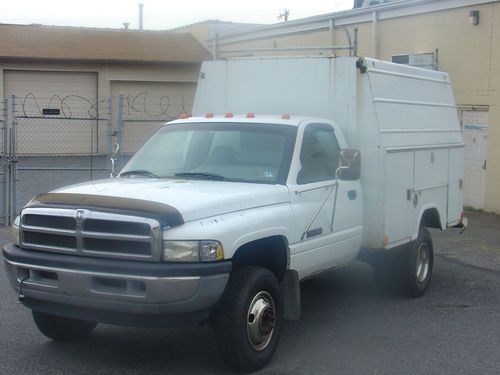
32,310 -> 97,341
214,266 -> 283,372
407,228 -> 434,297
372,228 -> 434,298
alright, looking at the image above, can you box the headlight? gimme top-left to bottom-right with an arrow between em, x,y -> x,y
12,216 -> 20,246
162,240 -> 224,262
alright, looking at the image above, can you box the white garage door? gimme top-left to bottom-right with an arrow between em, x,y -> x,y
111,81 -> 196,154
3,70 -> 98,154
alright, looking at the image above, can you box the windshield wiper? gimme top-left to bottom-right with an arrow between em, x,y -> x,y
120,169 -> 160,178
174,172 -> 232,181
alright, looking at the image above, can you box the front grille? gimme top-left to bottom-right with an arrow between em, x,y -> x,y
20,208 -> 160,261
83,219 -> 150,236
83,238 -> 151,256
23,231 -> 77,249
24,214 -> 76,230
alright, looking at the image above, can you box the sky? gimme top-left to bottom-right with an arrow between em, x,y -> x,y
0,0 -> 354,30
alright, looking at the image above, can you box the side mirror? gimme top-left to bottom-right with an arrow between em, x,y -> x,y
110,143 -> 120,178
336,149 -> 361,181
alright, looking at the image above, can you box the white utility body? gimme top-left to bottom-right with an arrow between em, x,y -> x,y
4,56 -> 466,372
194,56 -> 465,251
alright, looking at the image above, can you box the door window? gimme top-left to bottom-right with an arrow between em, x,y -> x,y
297,124 -> 340,184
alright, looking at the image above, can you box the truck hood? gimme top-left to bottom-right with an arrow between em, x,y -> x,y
51,178 -> 290,222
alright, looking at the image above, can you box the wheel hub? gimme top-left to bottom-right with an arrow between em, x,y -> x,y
416,242 -> 430,282
247,291 -> 275,351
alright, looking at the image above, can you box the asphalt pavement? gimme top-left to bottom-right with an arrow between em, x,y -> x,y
1,211 -> 499,374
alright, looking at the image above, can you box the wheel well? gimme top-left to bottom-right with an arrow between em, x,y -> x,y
231,236 -> 288,282
420,208 -> 442,229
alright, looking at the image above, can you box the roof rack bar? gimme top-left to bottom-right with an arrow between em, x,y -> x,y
218,46 -> 351,54
212,26 -> 358,59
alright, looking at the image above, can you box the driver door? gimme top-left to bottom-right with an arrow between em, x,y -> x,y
288,122 -> 363,279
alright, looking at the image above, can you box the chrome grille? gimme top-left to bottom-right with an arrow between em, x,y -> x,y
20,208 -> 162,261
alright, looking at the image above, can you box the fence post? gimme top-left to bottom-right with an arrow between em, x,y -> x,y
107,97 -> 113,173
10,95 -> 18,222
116,94 -> 124,170
1,98 -> 7,224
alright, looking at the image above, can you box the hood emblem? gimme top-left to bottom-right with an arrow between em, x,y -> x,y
76,209 -> 85,222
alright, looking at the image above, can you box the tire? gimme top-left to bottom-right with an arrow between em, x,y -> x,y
214,266 -> 283,372
32,310 -> 97,341
406,227 -> 434,297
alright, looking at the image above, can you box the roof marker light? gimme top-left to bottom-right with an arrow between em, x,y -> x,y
224,112 -> 234,118
281,114 -> 290,120
178,112 -> 190,119
205,112 -> 214,118
246,112 -> 255,118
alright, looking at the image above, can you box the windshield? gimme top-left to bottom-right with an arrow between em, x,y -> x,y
120,122 -> 297,184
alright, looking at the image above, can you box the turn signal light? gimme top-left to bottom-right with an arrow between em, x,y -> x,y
246,112 -> 255,118
281,114 -> 290,119
205,112 -> 214,118
178,112 -> 190,119
224,112 -> 233,118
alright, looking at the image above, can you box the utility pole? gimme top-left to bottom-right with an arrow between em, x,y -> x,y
278,9 -> 290,22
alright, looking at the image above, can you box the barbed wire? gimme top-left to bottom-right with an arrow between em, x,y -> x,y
19,93 -> 109,119
125,91 -> 188,119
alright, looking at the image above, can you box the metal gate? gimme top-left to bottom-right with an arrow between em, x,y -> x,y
0,93 -> 184,225
0,99 -> 8,224
9,95 -> 112,217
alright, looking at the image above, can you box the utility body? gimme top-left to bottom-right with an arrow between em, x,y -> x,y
3,56 -> 466,371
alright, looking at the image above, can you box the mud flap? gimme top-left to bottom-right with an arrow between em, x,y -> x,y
282,270 -> 301,320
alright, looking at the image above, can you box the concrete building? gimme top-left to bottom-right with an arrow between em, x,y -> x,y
187,0 -> 500,213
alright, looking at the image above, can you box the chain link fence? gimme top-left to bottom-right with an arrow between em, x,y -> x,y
116,93 -> 189,169
11,95 -> 112,213
0,91 -> 193,224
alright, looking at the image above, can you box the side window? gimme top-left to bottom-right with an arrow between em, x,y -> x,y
297,124 -> 340,184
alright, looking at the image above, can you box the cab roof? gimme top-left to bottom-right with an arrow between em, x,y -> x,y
169,114 -> 330,127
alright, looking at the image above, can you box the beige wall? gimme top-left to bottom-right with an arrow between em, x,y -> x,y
211,2 -> 500,212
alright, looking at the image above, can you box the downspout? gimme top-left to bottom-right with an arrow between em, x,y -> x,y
372,11 -> 379,59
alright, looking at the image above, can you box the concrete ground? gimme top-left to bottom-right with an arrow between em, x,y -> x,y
0,211 -> 499,374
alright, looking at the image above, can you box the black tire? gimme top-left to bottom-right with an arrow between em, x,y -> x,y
372,228 -> 433,298
214,266 -> 283,372
406,227 -> 434,297
32,310 -> 97,341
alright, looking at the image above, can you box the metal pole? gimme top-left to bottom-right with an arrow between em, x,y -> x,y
139,3 -> 144,31
10,95 -> 18,221
213,33 -> 219,60
117,94 -> 124,169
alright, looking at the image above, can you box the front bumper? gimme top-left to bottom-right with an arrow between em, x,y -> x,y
3,244 -> 231,327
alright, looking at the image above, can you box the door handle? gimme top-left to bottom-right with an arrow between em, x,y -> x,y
483,160 -> 487,170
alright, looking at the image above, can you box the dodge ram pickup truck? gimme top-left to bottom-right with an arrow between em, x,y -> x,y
3,57 -> 467,371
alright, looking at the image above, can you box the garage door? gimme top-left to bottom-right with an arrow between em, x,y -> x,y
111,81 -> 196,155
3,70 -> 98,154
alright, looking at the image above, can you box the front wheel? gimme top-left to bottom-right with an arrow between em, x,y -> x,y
214,266 -> 283,372
32,310 -> 97,341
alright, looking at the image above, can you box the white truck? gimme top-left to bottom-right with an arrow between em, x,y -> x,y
3,56 -> 466,371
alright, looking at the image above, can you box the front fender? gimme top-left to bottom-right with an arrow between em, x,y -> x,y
163,202 -> 294,259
